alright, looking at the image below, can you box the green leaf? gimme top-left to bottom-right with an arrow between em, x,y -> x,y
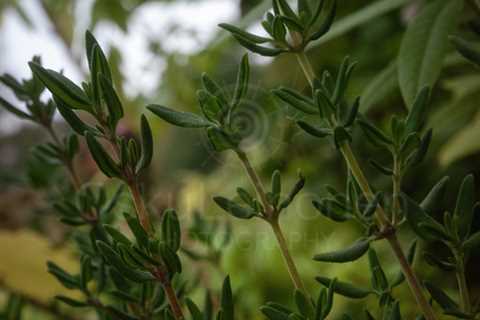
279,172 -> 306,210
464,230 -> 480,251
85,132 -> 122,178
403,193 -> 449,241
357,119 -> 392,147
315,276 -> 371,299
55,296 -> 88,308
0,97 -> 33,120
232,54 -> 250,107
214,196 -> 258,219
420,176 -> 449,214
99,74 -> 123,128
136,115 -> 153,173
294,290 -> 314,318
91,44 -> 112,107
297,121 -> 331,138
47,261 -> 79,289
271,170 -> 282,200
124,212 -> 149,248
404,87 -> 430,136
455,174 -> 475,238
28,62 -> 90,109
398,0 -> 463,107
201,73 -> 229,106
424,281 -> 459,311
260,305 -> 290,320
218,23 -> 271,44
104,224 -> 132,246
96,240 -> 154,282
313,238 -> 370,263
185,298 -> 204,320
197,90 -> 223,123
308,0 -> 337,42
206,127 -> 237,152
54,96 -> 95,136
161,209 -> 181,252
450,36 -> 480,67
368,248 -> 388,292
232,34 -> 287,57
273,87 -> 318,114
147,104 -> 213,128
220,276 -> 234,320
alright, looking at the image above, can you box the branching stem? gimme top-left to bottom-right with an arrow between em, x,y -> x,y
235,149 -> 307,295
295,51 -> 438,320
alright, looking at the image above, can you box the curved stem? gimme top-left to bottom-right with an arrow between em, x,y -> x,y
295,51 -> 438,320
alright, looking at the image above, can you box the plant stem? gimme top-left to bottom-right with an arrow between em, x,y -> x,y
454,250 -> 471,313
295,51 -> 438,320
270,220 -> 307,293
339,143 -> 389,227
391,156 -> 401,226
128,181 -> 153,235
152,268 -> 185,320
235,149 -> 307,294
296,52 -> 315,87
235,150 -> 274,217
387,235 -> 437,320
46,124 -> 81,190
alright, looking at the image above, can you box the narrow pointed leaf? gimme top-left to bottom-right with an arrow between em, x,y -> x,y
148,104 -> 213,128
314,238 -> 370,263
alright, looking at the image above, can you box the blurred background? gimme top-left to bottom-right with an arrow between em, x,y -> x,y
0,0 -> 479,319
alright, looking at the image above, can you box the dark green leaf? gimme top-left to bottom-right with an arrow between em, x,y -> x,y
315,276 -> 371,299
29,62 -> 90,109
313,238 -> 370,263
85,132 -> 122,178
455,174 -> 475,238
147,104 -> 213,128
55,296 -> 88,308
297,121 -> 331,138
207,127 -> 237,152
218,23 -> 271,43
99,74 -> 123,128
420,176 -> 449,214
424,281 -> 458,311
161,209 -> 181,252
398,0 -> 463,107
54,96 -> 94,135
232,54 -> 250,107
273,87 -> 318,114
136,115 -> 153,173
405,86 -> 430,134
450,36 -> 480,66
0,97 -> 33,120
214,196 -> 257,219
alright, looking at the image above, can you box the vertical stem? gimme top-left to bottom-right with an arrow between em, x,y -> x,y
128,181 -> 153,235
392,156 -> 401,226
296,52 -> 315,87
270,220 -> 307,293
235,149 -> 308,295
153,268 -> 185,320
387,236 -> 437,320
454,250 -> 471,313
235,149 -> 274,217
294,51 -> 438,320
339,143 -> 389,227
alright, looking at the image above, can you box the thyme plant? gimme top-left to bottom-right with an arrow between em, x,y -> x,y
0,0 -> 478,319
